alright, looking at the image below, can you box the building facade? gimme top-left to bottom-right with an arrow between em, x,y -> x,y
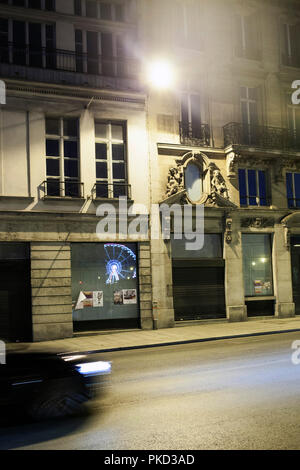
1,0 -> 300,342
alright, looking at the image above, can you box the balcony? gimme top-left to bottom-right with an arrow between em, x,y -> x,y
0,43 -> 140,89
224,122 -> 300,151
92,182 -> 132,200
179,121 -> 210,147
42,180 -> 84,199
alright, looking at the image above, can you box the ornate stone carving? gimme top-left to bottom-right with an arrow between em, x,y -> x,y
226,152 -> 238,179
165,163 -> 184,198
163,152 -> 235,208
211,169 -> 229,199
241,217 -> 274,228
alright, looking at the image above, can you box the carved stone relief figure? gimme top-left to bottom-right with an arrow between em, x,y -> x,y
165,162 -> 184,198
211,169 -> 229,199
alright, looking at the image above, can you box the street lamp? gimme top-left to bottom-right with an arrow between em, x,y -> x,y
145,59 -> 175,90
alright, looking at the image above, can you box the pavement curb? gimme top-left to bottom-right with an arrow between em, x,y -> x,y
60,327 -> 300,356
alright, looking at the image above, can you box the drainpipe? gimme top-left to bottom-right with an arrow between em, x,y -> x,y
26,111 -> 31,197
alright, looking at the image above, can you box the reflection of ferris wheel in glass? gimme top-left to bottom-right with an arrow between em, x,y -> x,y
104,244 -> 136,285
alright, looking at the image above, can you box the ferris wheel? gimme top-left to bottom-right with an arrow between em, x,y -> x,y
104,243 -> 137,285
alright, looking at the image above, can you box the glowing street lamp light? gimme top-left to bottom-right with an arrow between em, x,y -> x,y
146,59 -> 175,89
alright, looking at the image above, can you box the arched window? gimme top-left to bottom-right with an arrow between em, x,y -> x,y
184,162 -> 203,203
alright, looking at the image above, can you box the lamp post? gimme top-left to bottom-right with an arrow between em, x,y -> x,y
144,59 -> 176,330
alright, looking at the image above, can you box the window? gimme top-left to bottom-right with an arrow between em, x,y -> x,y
45,117 -> 81,197
240,86 -> 259,145
94,121 -> 128,198
184,162 -> 203,203
234,13 -> 261,60
180,92 -> 209,146
287,103 -> 300,148
75,29 -> 130,77
181,93 -> 201,137
238,169 -> 268,206
0,0 -> 55,9
286,172 -> 300,208
242,234 -> 273,297
74,0 -> 125,21
173,2 -> 202,50
0,19 -> 55,67
281,23 -> 300,68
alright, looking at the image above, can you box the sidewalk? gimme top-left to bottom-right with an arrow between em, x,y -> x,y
6,316 -> 300,355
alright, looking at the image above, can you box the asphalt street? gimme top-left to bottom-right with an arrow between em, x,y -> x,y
1,331 -> 300,450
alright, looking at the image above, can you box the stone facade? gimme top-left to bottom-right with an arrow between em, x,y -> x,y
1,0 -> 300,341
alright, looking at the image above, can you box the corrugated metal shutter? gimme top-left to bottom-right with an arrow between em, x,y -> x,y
173,262 -> 226,320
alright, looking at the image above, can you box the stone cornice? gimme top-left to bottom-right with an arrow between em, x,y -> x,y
5,79 -> 146,106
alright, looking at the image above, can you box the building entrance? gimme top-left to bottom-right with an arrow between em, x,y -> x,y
0,243 -> 32,342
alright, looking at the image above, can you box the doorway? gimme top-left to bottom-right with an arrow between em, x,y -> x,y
0,243 -> 32,342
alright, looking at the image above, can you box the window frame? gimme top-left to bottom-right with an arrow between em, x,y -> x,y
0,18 -> 56,68
286,172 -> 300,208
45,117 -> 81,198
238,168 -> 269,207
94,120 -> 128,199
0,0 -> 55,10
74,0 -> 125,22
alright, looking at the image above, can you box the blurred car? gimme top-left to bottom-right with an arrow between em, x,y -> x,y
0,351 -> 111,420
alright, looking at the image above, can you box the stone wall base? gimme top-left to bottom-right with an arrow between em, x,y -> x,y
227,305 -> 247,322
33,323 -> 73,342
275,302 -> 295,318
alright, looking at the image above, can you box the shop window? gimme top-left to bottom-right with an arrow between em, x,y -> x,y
242,234 -> 273,297
45,117 -> 81,197
286,172 -> 300,208
94,121 -> 128,198
171,234 -> 223,259
238,168 -> 268,206
71,243 -> 139,329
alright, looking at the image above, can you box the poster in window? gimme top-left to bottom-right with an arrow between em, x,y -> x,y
114,290 -> 123,305
75,291 -> 86,310
254,280 -> 262,294
82,291 -> 93,308
93,291 -> 103,308
123,289 -> 137,305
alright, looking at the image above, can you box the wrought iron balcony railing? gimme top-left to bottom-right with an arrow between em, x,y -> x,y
224,122 -> 300,151
42,180 -> 84,198
179,122 -> 210,147
92,182 -> 132,200
0,43 -> 139,79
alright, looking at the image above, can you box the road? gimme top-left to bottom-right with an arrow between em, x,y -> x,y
1,331 -> 300,450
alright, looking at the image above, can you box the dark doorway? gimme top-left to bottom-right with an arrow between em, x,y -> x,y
291,236 -> 300,314
0,244 -> 32,342
172,260 -> 226,321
